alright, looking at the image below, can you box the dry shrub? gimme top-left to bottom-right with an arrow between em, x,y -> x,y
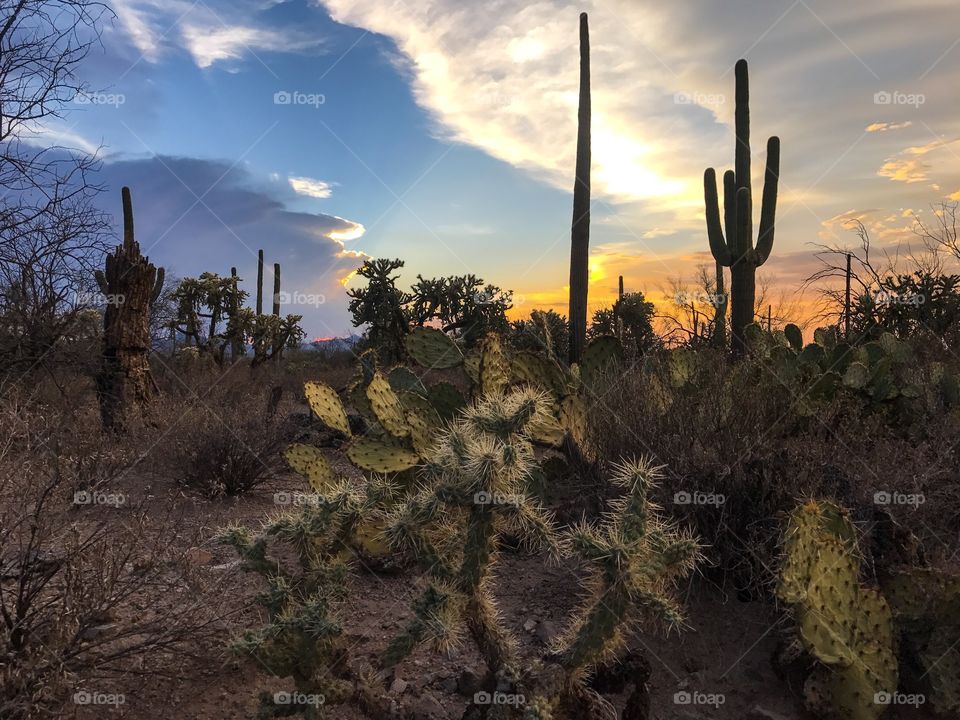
0,403 -> 221,719
159,381 -> 297,498
589,349 -> 960,593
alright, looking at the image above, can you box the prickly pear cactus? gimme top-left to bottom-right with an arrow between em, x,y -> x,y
305,381 -> 352,435
404,326 -> 464,368
776,500 -> 898,720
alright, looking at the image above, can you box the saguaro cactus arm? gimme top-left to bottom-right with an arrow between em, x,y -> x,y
755,136 -> 781,264
704,169 -> 731,266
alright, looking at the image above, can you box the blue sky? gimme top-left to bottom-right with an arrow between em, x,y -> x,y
40,0 -> 960,336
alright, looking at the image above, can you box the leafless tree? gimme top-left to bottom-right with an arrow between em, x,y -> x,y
0,1 -> 114,374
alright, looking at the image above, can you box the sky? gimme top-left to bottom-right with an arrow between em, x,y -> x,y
38,0 -> 960,338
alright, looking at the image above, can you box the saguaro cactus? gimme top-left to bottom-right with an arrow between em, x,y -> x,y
703,59 -> 780,354
568,11 -> 591,364
95,187 -> 164,431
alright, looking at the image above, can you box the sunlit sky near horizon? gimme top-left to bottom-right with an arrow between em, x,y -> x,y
43,0 -> 960,338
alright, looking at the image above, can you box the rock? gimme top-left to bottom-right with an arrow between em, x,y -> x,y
523,617 -> 538,632
437,676 -> 458,694
456,667 -> 482,696
390,677 -> 408,695
535,620 -> 559,645
407,691 -> 446,719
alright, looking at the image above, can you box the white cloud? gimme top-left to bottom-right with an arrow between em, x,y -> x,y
289,176 -> 335,199
180,24 -> 307,68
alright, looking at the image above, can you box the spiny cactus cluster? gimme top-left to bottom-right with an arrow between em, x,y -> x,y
383,387 -> 560,673
882,566 -> 960,714
553,458 -> 700,676
219,479 -> 393,719
703,59 -> 781,355
776,500 -> 897,720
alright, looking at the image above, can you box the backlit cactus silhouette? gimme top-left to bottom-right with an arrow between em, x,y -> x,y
703,59 -> 781,355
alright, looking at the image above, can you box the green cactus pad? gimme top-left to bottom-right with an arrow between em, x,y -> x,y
388,366 -> 426,395
842,362 -> 870,390
426,382 -> 466,421
346,437 -> 420,473
283,444 -> 336,492
813,326 -> 837,350
784,323 -> 803,352
669,349 -> 699,388
367,371 -> 411,439
463,351 -> 481,385
510,351 -> 567,398
559,394 -> 588,449
404,326 -> 463,368
348,381 -> 375,422
579,335 -> 623,387
798,344 -> 826,366
304,381 -> 351,435
480,333 -> 510,395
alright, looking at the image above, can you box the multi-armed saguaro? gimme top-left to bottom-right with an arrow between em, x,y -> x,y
703,59 -> 780,354
95,187 -> 164,431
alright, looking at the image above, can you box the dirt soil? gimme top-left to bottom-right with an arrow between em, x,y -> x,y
59,458 -> 939,720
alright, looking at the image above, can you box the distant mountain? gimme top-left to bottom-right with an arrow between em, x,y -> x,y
309,335 -> 363,351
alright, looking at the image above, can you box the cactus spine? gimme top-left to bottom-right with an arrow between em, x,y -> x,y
568,12 -> 591,364
704,59 -> 780,354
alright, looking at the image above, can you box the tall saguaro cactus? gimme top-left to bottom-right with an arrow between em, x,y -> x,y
96,187 -> 164,431
703,59 -> 780,354
568,11 -> 591,364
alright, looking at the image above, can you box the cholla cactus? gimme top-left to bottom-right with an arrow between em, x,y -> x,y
554,458 -> 700,676
220,479 -> 393,718
383,388 -> 560,674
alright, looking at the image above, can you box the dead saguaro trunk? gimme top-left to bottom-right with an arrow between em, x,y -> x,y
96,187 -> 164,432
568,12 -> 591,365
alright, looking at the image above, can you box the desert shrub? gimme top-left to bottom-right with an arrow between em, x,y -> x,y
588,347 -> 960,594
162,385 -> 295,497
509,309 -> 569,360
0,405 -> 214,719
